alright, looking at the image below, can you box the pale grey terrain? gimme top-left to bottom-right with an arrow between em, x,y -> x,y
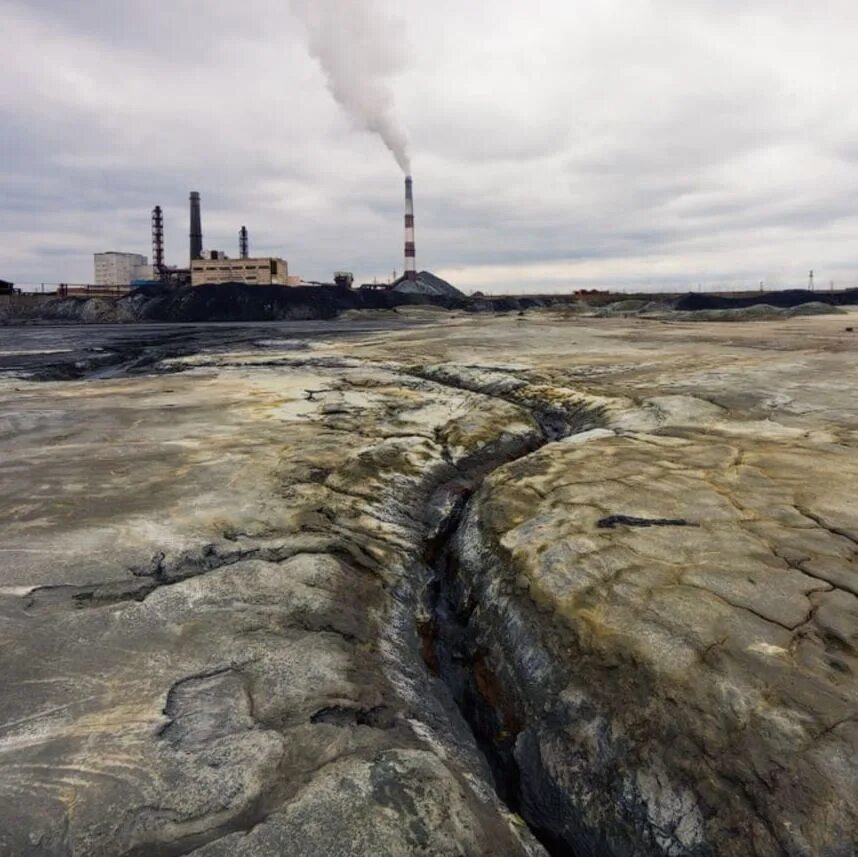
1,309 -> 856,856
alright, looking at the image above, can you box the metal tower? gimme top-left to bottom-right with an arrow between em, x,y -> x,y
151,206 -> 165,281
239,226 -> 249,259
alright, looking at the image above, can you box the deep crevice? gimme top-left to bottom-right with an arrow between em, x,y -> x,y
417,392 -> 598,856
422,486 -> 580,857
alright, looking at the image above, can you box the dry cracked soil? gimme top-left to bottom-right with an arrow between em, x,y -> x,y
0,308 -> 857,856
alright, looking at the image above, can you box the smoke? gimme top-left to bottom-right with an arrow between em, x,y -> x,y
290,0 -> 412,174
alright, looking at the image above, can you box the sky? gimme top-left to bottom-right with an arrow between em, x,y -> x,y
2,0 -> 858,294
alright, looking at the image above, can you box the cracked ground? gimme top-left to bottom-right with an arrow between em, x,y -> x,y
0,309 -> 856,856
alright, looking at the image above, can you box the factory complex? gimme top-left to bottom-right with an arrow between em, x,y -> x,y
1,177 -> 468,301
80,179 -> 463,299
91,192 -> 300,291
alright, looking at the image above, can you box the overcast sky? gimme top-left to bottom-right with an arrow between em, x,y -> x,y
2,0 -> 857,293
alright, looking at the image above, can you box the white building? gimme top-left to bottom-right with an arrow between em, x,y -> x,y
93,252 -> 152,286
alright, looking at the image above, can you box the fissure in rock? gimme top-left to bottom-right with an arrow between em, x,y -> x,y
413,384 -> 616,855
422,487 -> 581,857
416,385 -> 596,857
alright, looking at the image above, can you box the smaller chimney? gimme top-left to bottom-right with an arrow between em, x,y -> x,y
404,175 -> 416,282
151,205 -> 164,281
239,226 -> 249,259
189,192 -> 203,262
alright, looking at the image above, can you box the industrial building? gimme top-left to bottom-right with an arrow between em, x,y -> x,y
93,252 -> 153,286
190,256 -> 300,287
85,176 -> 443,295
181,193 -> 300,286
94,193 -> 299,289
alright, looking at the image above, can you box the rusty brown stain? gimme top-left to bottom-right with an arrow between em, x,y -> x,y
472,650 -> 523,739
417,618 -> 440,675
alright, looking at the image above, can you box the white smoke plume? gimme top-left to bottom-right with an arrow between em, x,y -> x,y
290,0 -> 412,174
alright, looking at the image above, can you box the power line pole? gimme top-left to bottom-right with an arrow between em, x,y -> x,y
808,269 -> 815,291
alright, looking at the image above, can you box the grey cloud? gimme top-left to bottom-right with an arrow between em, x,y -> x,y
2,0 -> 858,292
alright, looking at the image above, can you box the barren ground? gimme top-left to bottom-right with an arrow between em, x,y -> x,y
1,309 -> 856,856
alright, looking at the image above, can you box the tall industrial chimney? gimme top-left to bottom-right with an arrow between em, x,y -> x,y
189,192 -> 203,262
239,226 -> 249,259
404,175 -> 416,282
151,205 -> 164,281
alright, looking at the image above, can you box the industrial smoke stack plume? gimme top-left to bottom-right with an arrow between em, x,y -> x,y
290,0 -> 411,174
405,175 -> 416,281
189,192 -> 203,262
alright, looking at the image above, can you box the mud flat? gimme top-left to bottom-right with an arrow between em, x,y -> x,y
1,310 -> 856,856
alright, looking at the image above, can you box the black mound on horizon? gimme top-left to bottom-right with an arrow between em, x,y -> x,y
676,288 -> 858,311
131,282 -> 468,323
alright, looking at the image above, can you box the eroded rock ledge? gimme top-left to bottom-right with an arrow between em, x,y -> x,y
434,376 -> 858,856
0,352 -> 551,857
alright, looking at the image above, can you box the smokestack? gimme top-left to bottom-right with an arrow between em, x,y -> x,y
151,205 -> 164,281
189,192 -> 203,262
404,175 -> 416,282
239,226 -> 249,259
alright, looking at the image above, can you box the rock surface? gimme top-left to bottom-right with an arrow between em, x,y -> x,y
0,332 -> 543,856
457,430 -> 858,855
1,309 -> 857,856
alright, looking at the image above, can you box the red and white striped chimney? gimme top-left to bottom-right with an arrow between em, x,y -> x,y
404,175 -> 416,281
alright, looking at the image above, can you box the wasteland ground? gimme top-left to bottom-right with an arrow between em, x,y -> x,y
1,308 -> 856,856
